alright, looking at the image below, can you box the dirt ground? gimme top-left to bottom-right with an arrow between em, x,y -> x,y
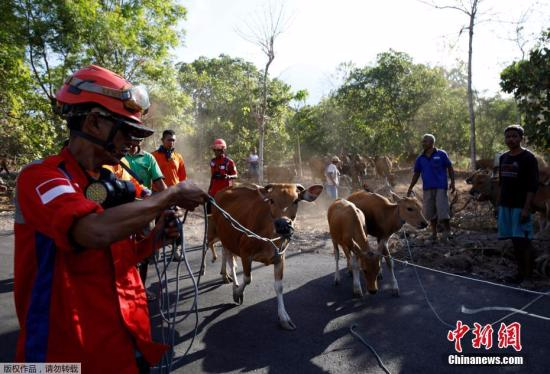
1,169 -> 549,290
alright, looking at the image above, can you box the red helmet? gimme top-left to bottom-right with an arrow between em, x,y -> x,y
212,138 -> 227,150
56,65 -> 154,138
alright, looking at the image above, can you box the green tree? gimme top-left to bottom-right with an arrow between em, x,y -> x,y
178,55 -> 295,171
1,0 -> 187,161
501,29 -> 550,150
334,50 -> 442,155
475,95 -> 519,158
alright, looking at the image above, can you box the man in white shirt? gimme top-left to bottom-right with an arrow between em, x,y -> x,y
325,156 -> 341,199
247,148 -> 259,183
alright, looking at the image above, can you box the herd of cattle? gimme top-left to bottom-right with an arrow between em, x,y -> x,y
203,152 -> 550,331
205,182 -> 432,330
1,153 -> 549,331
263,154 -> 399,188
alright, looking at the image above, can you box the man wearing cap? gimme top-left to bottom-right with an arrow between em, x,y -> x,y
497,124 -> 539,282
325,156 -> 341,199
14,65 -> 207,373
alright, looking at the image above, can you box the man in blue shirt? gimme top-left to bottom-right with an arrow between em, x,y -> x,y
407,134 -> 455,242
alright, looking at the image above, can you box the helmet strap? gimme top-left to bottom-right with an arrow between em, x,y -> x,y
70,114 -> 122,153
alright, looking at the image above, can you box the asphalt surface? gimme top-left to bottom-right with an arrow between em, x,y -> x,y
1,228 -> 549,374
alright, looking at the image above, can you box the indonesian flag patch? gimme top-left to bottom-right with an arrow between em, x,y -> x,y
35,178 -> 76,204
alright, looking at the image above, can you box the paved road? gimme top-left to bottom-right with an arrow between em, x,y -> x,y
1,230 -> 549,373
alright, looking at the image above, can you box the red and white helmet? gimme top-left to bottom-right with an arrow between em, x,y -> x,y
212,138 -> 227,150
56,65 -> 154,138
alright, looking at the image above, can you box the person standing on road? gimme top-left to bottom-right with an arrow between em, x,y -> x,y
125,137 -> 167,298
152,129 -> 187,186
247,147 -> 259,183
497,124 -> 539,282
208,138 -> 237,201
125,138 -> 166,193
325,156 -> 341,199
407,134 -> 455,242
14,65 -> 207,373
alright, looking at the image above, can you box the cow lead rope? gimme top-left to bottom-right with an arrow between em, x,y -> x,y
207,196 -> 291,259
349,323 -> 392,374
153,205 -> 209,374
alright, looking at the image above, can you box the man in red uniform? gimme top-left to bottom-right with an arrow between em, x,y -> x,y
208,138 -> 237,200
14,65 -> 206,373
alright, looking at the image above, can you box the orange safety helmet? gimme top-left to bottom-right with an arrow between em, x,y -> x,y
212,138 -> 227,150
56,65 -> 154,138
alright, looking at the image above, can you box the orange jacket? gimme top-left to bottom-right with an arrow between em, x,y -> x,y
152,149 -> 186,187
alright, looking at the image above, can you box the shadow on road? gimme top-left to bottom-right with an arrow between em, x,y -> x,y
0,278 -> 14,294
0,330 -> 18,362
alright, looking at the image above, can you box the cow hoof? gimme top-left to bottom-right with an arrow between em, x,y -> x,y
352,291 -> 363,299
377,272 -> 383,280
392,288 -> 400,297
221,274 -> 233,284
279,319 -> 296,331
233,292 -> 244,305
333,279 -> 340,287
199,268 -> 205,276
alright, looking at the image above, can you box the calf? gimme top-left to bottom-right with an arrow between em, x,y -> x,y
347,191 -> 429,295
209,183 -> 323,330
327,199 -> 381,297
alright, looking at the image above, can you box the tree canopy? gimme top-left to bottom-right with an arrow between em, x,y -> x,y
501,29 -> 550,150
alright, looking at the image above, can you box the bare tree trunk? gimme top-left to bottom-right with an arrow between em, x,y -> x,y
259,59 -> 272,185
467,1 -> 478,170
296,134 -> 303,179
237,3 -> 287,184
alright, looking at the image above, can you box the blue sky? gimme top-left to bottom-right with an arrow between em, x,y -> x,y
176,0 -> 550,104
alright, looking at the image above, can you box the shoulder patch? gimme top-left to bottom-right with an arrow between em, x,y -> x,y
35,178 -> 76,204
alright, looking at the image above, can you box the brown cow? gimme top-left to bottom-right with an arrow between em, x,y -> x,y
265,165 -> 297,183
349,154 -> 368,188
467,170 -> 550,229
308,156 -> 328,183
474,158 -> 495,171
371,156 -> 396,187
209,183 -> 323,330
347,191 -> 429,296
328,199 -> 382,297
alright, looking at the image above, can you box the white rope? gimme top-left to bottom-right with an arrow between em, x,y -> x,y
208,196 -> 290,256
461,305 -> 550,321
392,258 -> 550,296
397,228 -> 550,328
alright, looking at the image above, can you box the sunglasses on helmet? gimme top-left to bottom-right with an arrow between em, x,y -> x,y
65,77 -> 150,115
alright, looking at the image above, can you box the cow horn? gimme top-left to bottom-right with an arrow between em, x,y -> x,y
296,184 -> 305,192
263,184 -> 273,192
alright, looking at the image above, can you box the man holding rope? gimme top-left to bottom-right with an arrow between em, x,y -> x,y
407,134 -> 455,243
14,65 -> 207,373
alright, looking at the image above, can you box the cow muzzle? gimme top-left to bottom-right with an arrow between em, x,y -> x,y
274,217 -> 294,238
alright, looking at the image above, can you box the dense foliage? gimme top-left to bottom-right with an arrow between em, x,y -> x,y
0,1 -> 537,171
501,29 -> 550,151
